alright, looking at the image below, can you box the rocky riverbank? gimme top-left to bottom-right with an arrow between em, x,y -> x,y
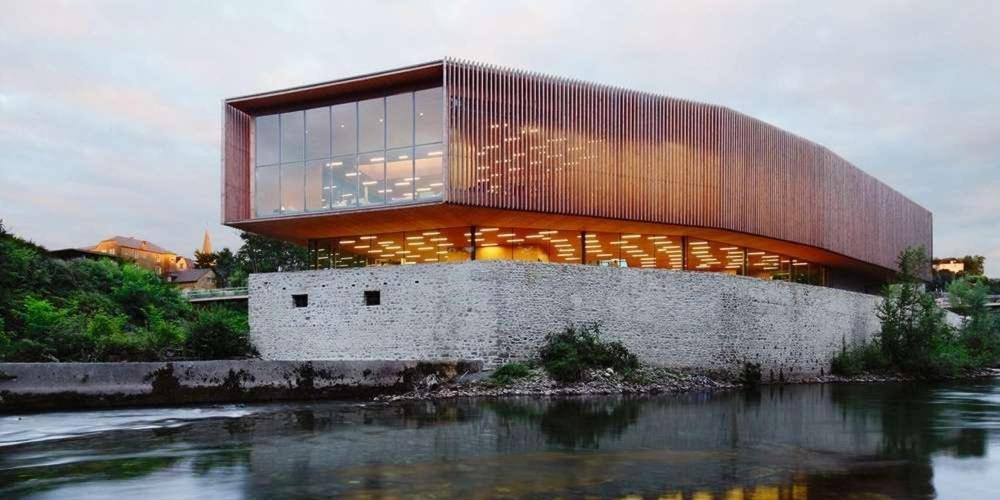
376,365 -> 739,401
377,365 -> 1000,402
807,367 -> 1000,384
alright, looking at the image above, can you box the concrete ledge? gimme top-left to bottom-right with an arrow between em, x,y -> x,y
0,360 -> 482,413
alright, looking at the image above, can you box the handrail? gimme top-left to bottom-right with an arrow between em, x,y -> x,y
180,287 -> 249,300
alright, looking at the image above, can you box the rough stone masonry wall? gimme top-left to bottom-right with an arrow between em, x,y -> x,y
249,261 -> 881,380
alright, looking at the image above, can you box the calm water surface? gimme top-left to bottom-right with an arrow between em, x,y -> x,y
2,380 -> 999,499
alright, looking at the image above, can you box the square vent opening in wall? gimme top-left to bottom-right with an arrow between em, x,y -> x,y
292,294 -> 308,308
364,290 -> 380,306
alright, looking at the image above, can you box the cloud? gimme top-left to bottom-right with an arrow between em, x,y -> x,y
1,0 -> 998,275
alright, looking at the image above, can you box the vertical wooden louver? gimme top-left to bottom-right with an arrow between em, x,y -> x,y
443,58 -> 932,272
222,104 -> 252,222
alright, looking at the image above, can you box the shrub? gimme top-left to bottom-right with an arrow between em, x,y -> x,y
539,324 -> 639,383
739,361 -> 762,386
0,227 -> 255,362
831,247 -> 999,378
491,362 -> 532,385
926,339 -> 973,378
949,277 -> 1000,366
16,297 -> 90,362
831,341 -> 887,377
186,306 -> 254,359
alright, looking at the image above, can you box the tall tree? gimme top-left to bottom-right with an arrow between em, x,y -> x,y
211,248 -> 244,288
877,246 -> 951,372
235,232 -> 309,274
193,250 -> 216,269
961,255 -> 986,276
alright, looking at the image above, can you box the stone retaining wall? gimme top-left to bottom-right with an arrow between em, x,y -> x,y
250,262 -> 881,380
0,360 -> 479,412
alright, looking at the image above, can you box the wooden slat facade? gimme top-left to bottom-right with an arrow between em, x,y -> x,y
443,59 -> 932,272
222,104 -> 252,222
223,59 -> 932,275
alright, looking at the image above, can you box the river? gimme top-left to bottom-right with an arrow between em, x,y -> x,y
1,380 -> 999,499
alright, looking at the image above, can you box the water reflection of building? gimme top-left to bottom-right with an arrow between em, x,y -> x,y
238,388 -> 905,497
10,383 -> 992,498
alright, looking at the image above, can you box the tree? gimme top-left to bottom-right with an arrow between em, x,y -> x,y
877,246 -> 954,374
235,232 -> 309,274
948,276 -> 999,366
211,248 -> 243,288
960,255 -> 986,276
193,250 -> 216,269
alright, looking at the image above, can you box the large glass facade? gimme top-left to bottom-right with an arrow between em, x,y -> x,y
307,227 -> 826,286
253,87 -> 444,218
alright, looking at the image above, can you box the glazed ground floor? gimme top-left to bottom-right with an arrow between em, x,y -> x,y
308,225 -> 829,285
230,203 -> 893,292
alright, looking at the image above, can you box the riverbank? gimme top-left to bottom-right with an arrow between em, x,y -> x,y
377,365 -> 740,401
2,360 -> 997,411
378,365 -> 1000,401
0,360 -> 480,412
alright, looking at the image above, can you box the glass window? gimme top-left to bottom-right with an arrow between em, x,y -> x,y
357,151 -> 386,206
686,239 -> 725,272
385,148 -> 414,204
746,248 -> 786,280
305,159 -> 327,212
280,111 -> 305,162
582,231 -> 620,266
305,107 -> 331,160
307,227 -> 473,269
331,102 -> 357,156
255,114 -> 279,166
327,156 -> 358,209
414,87 -> 443,145
358,97 -> 385,153
254,166 -> 280,217
280,162 -> 304,213
387,93 -> 413,149
413,144 -> 444,200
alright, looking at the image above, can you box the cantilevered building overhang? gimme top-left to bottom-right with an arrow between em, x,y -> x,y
222,59 -> 932,289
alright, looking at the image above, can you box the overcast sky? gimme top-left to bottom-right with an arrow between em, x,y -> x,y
1,1 -> 998,275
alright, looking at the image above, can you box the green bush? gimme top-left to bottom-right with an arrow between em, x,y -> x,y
539,324 -> 639,383
949,277 -> 1000,366
831,341 -> 887,377
0,228 -> 256,362
186,306 -> 253,359
739,361 -> 762,386
491,362 -> 532,385
831,247 -> 999,378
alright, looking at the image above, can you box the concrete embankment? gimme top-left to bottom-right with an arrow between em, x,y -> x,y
0,360 -> 481,412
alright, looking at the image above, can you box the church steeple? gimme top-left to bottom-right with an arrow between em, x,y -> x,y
201,230 -> 212,255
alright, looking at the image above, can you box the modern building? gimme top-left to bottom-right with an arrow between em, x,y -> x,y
222,59 -> 931,292
226,59 -> 939,376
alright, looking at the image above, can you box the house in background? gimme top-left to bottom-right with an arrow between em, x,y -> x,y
50,233 -> 218,291
932,258 -> 965,274
167,268 -> 217,290
48,247 -> 122,263
84,236 -> 187,276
